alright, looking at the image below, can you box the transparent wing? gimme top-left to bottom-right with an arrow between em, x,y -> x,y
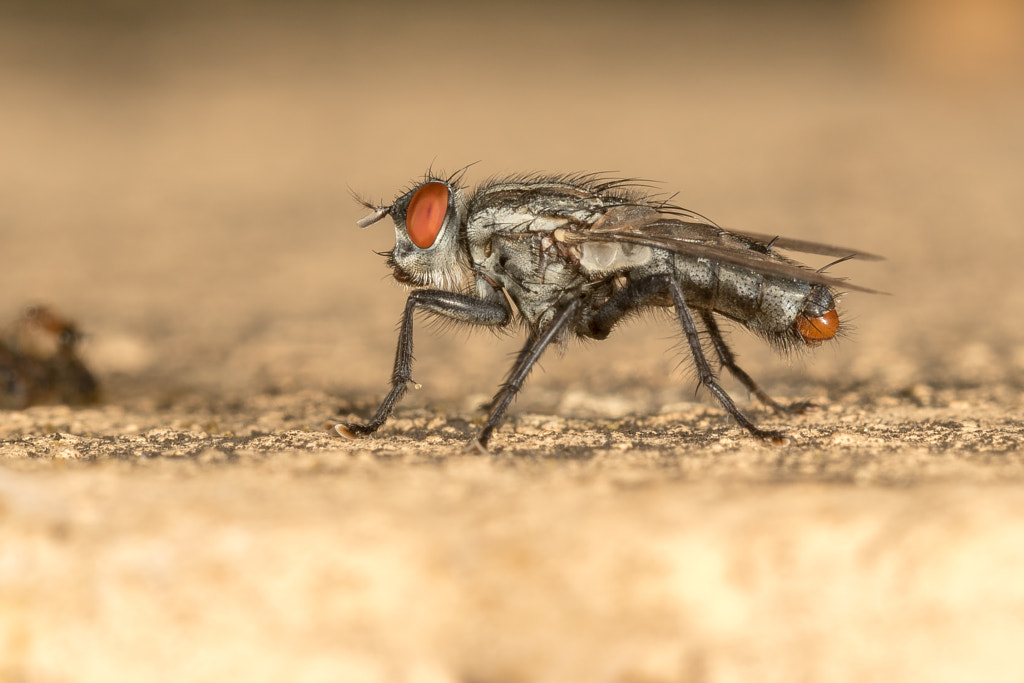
724,229 -> 885,261
567,205 -> 885,294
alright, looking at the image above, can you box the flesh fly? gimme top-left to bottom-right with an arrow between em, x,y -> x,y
329,170 -> 881,449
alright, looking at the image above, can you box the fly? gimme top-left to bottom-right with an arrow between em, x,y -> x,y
329,169 -> 883,450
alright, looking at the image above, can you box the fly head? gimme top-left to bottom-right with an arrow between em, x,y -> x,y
360,178 -> 468,290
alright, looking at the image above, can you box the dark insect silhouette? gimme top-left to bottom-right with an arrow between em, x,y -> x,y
329,170 -> 881,450
1,306 -> 100,409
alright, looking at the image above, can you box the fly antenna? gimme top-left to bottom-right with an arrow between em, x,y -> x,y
356,205 -> 392,228
350,189 -> 392,228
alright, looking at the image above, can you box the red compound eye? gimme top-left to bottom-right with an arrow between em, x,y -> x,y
405,182 -> 450,248
796,308 -> 839,346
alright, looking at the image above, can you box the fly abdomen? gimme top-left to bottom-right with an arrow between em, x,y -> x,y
672,256 -> 718,309
712,262 -> 768,323
794,284 -> 839,346
674,256 -> 777,323
675,253 -> 837,342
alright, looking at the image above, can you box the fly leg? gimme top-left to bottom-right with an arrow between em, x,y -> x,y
583,275 -> 787,442
329,290 -> 510,439
469,298 -> 582,452
667,279 -> 789,444
474,342 -> 535,414
699,311 -> 815,415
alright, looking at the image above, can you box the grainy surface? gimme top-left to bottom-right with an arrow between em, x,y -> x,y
2,2 -> 1024,681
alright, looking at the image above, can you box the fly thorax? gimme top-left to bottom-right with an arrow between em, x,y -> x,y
387,180 -> 469,290
471,206 -> 571,236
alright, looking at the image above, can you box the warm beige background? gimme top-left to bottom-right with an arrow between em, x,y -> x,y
2,1 -> 1024,681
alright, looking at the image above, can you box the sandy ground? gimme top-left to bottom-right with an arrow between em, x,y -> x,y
2,1 -> 1024,681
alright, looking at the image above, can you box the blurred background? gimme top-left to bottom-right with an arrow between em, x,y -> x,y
1,0 -> 1022,409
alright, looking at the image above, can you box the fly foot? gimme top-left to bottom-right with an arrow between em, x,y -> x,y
776,400 -> 819,416
463,438 -> 492,456
751,428 -> 791,446
326,422 -> 373,439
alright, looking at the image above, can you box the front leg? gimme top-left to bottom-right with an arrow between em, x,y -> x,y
329,289 -> 511,439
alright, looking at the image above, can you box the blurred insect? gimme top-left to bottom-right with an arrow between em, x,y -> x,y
0,305 -> 100,409
329,169 -> 882,450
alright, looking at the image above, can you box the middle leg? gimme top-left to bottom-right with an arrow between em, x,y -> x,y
471,298 -> 582,451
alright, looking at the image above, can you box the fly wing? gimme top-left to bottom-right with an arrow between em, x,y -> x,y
724,229 -> 885,261
568,205 -> 884,294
